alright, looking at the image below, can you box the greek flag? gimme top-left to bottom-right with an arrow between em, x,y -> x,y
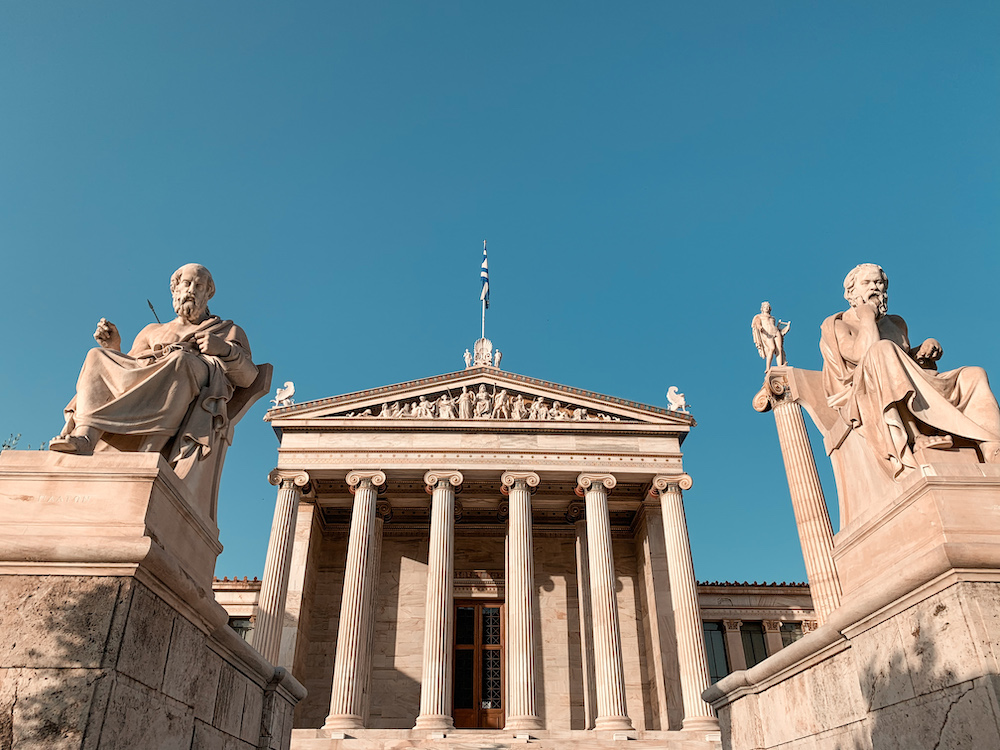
480,240 -> 490,309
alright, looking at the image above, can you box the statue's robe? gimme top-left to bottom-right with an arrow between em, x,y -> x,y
820,311 -> 1000,477
64,316 -> 257,463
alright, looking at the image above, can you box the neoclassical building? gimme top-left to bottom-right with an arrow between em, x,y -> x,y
224,350 -> 814,747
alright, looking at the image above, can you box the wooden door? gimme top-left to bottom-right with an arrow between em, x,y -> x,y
453,601 -> 505,729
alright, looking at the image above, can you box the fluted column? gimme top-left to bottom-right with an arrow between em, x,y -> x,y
323,470 -> 387,732
653,474 -> 718,731
576,473 -> 633,732
414,470 -> 464,732
360,500 -> 392,724
501,471 -> 543,731
754,370 -> 842,623
255,469 -> 311,664
568,502 -> 597,729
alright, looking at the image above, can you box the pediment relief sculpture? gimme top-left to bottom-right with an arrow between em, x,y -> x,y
336,384 -> 629,423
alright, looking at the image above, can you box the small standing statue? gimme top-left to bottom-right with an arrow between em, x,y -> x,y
493,349 -> 502,368
752,301 -> 791,372
463,349 -> 473,369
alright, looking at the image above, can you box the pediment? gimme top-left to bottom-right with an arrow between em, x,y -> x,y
265,366 -> 694,428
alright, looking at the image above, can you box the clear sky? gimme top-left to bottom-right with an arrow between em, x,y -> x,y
2,2 -> 998,585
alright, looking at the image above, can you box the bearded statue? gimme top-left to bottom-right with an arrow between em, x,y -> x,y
820,263 -> 1000,478
50,264 -> 260,470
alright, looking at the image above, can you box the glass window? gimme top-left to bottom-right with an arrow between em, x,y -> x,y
481,649 -> 502,709
703,621 -> 729,683
780,621 -> 803,648
456,606 -> 475,645
741,622 -> 768,668
482,607 -> 501,645
454,649 -> 474,709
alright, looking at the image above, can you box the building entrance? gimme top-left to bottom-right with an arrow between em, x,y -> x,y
453,601 -> 505,729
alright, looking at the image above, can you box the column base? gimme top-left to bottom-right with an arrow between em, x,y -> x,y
413,714 -> 455,732
504,714 -> 543,731
681,715 -> 720,732
321,714 -> 364,732
593,715 -> 634,731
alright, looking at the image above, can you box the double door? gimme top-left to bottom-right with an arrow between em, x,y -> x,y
453,601 -> 504,729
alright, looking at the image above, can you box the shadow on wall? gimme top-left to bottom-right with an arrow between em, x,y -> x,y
846,587 -> 1000,750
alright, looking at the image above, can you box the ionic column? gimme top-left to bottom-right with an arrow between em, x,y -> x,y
763,620 -> 784,657
361,500 -> 392,724
255,469 -> 311,664
568,502 -> 597,730
576,473 -> 633,732
414,470 -> 464,732
653,475 -> 718,732
323,470 -> 387,732
753,370 -> 842,623
501,471 -> 543,732
723,620 -> 748,671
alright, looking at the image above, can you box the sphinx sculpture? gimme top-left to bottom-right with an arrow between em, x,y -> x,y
821,263 -> 1000,478
49,263 -> 270,514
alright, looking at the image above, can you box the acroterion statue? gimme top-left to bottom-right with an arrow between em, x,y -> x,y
751,301 -> 791,372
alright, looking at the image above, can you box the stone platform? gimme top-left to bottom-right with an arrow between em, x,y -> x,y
703,464 -> 1000,749
290,728 -> 721,750
0,451 -> 305,749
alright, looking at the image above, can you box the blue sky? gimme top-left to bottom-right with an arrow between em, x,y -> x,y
2,2 -> 998,584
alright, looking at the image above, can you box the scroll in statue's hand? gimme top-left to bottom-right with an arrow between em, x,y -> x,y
193,331 -> 233,358
94,318 -> 122,352
914,338 -> 943,368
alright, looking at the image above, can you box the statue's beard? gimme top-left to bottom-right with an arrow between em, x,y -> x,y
852,291 -> 888,319
173,294 -> 208,321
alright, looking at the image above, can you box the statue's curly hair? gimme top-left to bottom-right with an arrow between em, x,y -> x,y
843,263 -> 887,304
170,263 -> 215,299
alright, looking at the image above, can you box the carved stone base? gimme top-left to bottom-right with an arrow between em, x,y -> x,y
0,450 -> 305,749
704,471 -> 1000,749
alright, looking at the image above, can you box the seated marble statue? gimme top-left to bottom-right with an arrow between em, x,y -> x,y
50,263 -> 258,463
821,263 -> 1000,478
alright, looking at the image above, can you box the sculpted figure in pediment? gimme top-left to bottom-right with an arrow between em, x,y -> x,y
458,386 -> 474,419
437,393 -> 455,419
474,385 -> 492,419
491,390 -> 510,419
821,263 -> 1000,477
528,397 -> 548,421
511,394 -> 527,420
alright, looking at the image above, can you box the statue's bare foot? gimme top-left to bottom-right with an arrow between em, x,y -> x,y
981,441 -> 1000,463
48,435 -> 93,454
913,434 -> 953,451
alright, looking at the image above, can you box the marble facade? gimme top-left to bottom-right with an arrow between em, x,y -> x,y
221,365 -> 816,749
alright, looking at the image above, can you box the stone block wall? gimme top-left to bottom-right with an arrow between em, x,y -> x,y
710,580 -> 1000,749
0,575 -> 302,750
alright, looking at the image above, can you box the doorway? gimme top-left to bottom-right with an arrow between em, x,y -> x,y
453,601 -> 505,729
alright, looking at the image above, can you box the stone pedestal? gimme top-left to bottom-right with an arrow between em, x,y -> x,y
704,466 -> 1000,750
0,451 -> 305,749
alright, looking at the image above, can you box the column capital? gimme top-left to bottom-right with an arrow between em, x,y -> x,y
723,619 -> 743,632
346,470 -> 387,493
376,500 -> 393,522
763,620 -> 783,633
500,471 -> 540,495
803,620 -> 819,633
423,469 -> 464,493
268,469 -> 311,490
575,472 -> 616,496
752,369 -> 793,413
649,473 -> 693,495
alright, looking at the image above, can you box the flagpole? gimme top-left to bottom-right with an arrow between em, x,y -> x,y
482,298 -> 486,340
